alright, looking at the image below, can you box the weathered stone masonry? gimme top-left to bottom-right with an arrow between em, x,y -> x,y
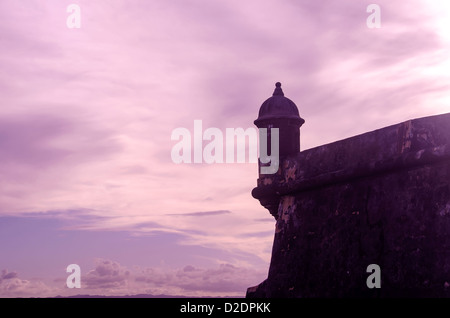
247,83 -> 450,297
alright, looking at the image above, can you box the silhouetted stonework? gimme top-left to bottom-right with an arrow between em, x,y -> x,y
247,113 -> 450,297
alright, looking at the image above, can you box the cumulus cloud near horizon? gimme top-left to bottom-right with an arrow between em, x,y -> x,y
82,258 -> 265,297
0,269 -> 57,298
0,259 -> 267,297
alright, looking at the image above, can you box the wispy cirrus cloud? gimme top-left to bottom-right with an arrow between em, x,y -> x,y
166,210 -> 231,217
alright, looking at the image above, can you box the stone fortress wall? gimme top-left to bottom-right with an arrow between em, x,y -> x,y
247,83 -> 450,297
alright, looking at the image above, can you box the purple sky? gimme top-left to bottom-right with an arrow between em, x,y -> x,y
1,0 -> 450,297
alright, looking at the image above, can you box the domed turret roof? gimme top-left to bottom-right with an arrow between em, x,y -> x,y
254,82 -> 304,126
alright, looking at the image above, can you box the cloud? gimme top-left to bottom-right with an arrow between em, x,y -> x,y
82,259 -> 266,297
0,113 -> 122,168
173,263 -> 262,293
166,210 -> 231,217
0,259 -> 264,297
1,270 -> 18,281
84,259 -> 130,290
0,269 -> 55,298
